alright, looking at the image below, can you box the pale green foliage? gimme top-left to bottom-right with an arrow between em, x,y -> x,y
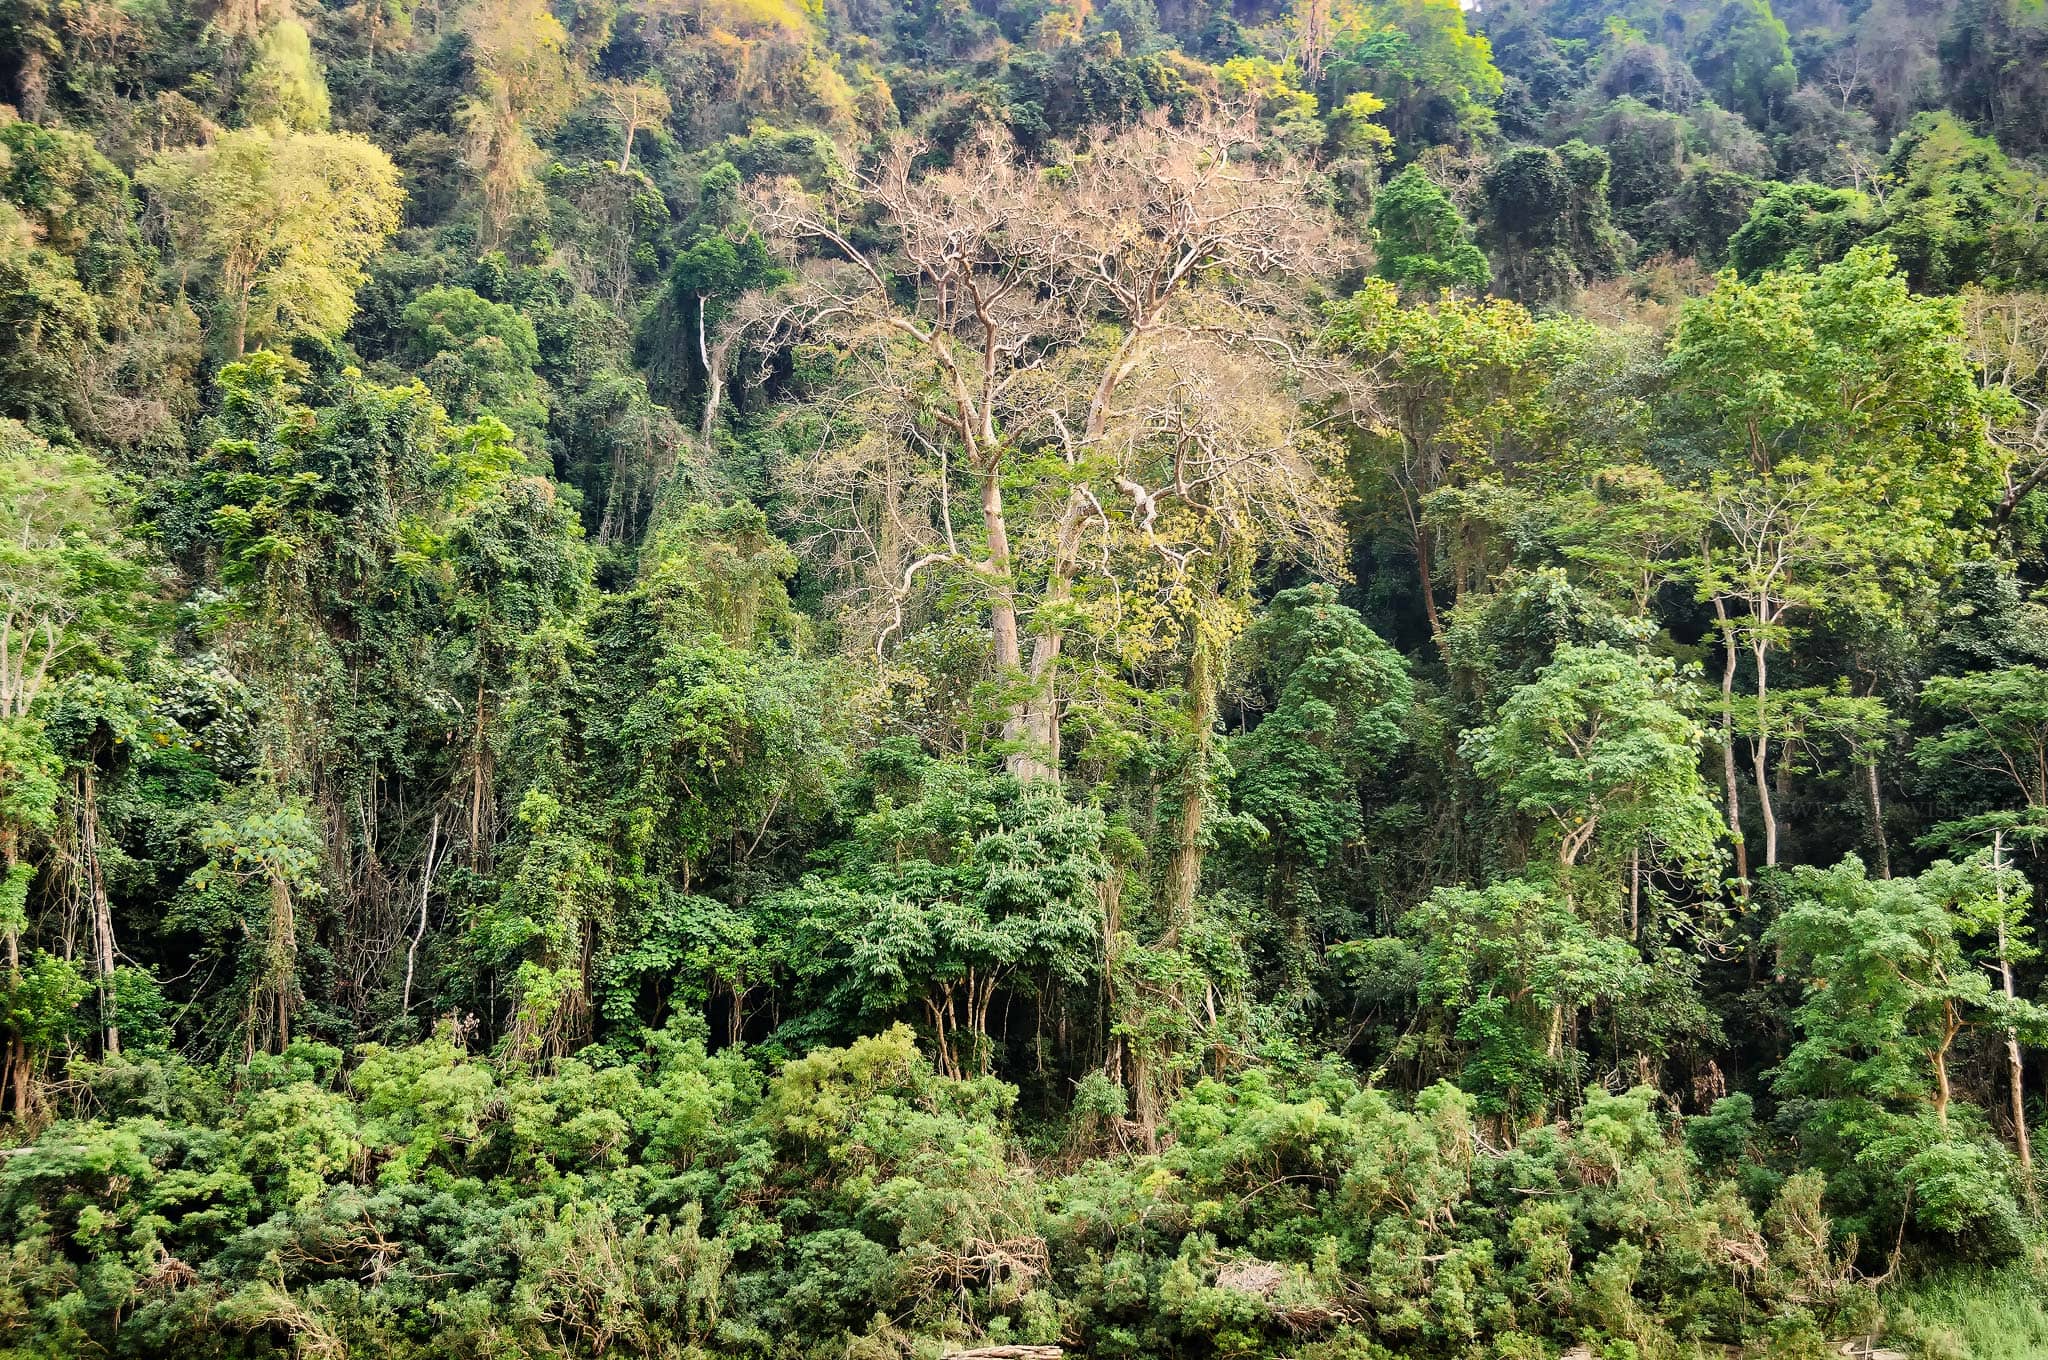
1771,856 -> 2040,1255
242,20 -> 331,130
1405,878 -> 1645,1116
1671,247 -> 2014,589
1918,665 -> 2048,815
192,795 -> 323,897
139,128 -> 402,355
1324,0 -> 1503,150
0,421 -> 148,721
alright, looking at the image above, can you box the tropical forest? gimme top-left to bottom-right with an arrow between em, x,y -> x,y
4,0 -> 2048,1353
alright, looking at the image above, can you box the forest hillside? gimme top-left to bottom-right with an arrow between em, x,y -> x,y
4,0 -> 2048,1353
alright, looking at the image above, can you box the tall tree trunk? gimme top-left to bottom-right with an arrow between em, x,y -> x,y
1006,490 -> 1081,784
402,813 -> 440,1018
697,295 -> 723,444
80,768 -> 119,1056
230,303 -> 248,360
980,467 -> 1022,669
1932,1009 -> 1956,1133
1,825 -> 20,975
1,824 -> 25,1119
1160,639 -> 1215,943
469,674 -> 490,866
1629,847 -> 1641,940
1749,634 -> 1778,868
1414,522 -> 1441,646
6,1037 -> 25,1123
1714,601 -> 1750,896
248,868 -> 297,1061
1864,759 -> 1890,879
1995,832 -> 2033,1179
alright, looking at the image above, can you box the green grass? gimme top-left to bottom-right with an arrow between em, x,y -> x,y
1882,1263 -> 2048,1360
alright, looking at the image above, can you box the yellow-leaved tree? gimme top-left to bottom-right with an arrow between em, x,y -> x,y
140,127 -> 403,358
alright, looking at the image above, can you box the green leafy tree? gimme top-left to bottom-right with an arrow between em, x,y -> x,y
1552,464 -> 1708,615
1771,855 -> 2039,1253
1467,643 -> 1721,887
780,760 -> 1107,1076
1480,140 -> 1626,309
1809,690 -> 1903,879
1672,246 -> 2014,875
1870,112 -> 2048,291
659,163 -> 788,441
1322,0 -> 1503,152
0,425 -> 148,1086
139,127 -> 403,358
443,461 -> 588,858
460,0 -> 575,244
1727,182 -> 1872,278
241,19 -> 332,130
1917,664 -> 2048,830
1405,877 -> 1646,1119
1326,280 -> 1594,642
1687,0 -> 1796,130
1370,163 -> 1490,294
1669,168 -> 1767,268
1231,585 -> 1412,985
0,423 -> 147,726
1938,0 -> 2048,158
399,284 -> 550,454
189,790 -> 325,1060
0,122 -> 162,442
593,78 -> 671,172
0,717 -> 61,1114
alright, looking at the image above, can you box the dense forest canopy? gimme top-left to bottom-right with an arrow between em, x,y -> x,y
6,0 -> 2048,1353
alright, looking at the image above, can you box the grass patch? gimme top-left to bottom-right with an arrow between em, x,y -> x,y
1883,1263 -> 2048,1360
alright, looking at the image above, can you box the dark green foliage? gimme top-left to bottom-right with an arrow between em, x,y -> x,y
1234,586 -> 1412,875
1481,140 -> 1627,309
0,1027 -> 1909,1359
1687,0 -> 1797,131
399,284 -> 549,452
1667,166 -> 1763,266
3,0 -> 2048,1353
1727,180 -> 1871,276
1371,163 -> 1491,293
1939,0 -> 2048,157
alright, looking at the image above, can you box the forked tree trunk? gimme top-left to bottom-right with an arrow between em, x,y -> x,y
1749,633 -> 1778,868
1713,601 -> 1750,897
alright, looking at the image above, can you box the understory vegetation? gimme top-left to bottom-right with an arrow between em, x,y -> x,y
4,0 -> 2048,1352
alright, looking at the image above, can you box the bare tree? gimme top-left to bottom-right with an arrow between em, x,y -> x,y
595,78 -> 671,173
1852,0 -> 1938,137
1963,290 -> 2048,530
1819,45 -> 1869,112
742,112 -> 1345,780
1697,478 -> 1853,889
